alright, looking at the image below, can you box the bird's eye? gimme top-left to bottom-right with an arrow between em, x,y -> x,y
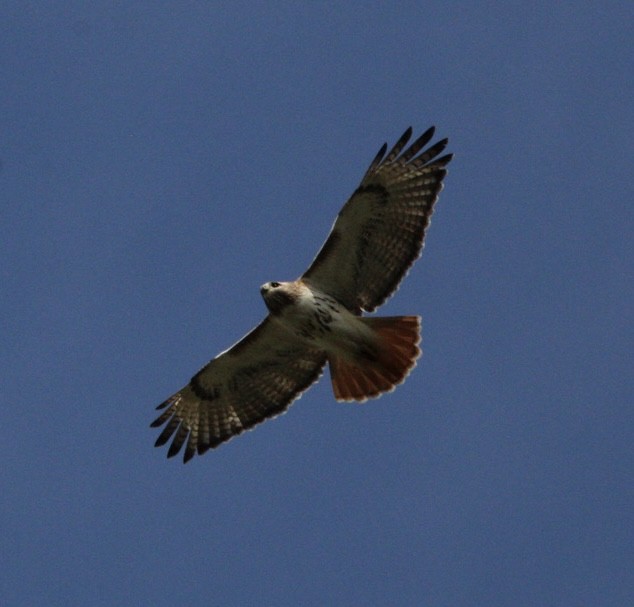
270,282 -> 280,288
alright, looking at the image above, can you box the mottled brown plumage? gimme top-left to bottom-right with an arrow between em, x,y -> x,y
151,126 -> 452,462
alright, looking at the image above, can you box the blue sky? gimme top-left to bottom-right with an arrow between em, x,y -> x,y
1,3 -> 632,606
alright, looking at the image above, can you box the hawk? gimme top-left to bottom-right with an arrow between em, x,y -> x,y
151,125 -> 452,462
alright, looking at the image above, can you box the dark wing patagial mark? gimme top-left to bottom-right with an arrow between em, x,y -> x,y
302,229 -> 340,284
150,318 -> 326,462
302,125 -> 452,313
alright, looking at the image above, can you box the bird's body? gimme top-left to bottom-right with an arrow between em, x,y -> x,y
151,125 -> 452,462
261,280 -> 366,349
261,279 -> 421,402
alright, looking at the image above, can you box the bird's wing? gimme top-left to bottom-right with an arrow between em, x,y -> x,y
150,317 -> 326,462
302,126 -> 452,313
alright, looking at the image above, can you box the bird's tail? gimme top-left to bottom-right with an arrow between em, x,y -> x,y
328,315 -> 421,402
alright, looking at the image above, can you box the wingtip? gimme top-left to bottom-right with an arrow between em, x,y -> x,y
154,436 -> 167,447
167,443 -> 181,459
155,395 -> 175,410
436,152 -> 454,167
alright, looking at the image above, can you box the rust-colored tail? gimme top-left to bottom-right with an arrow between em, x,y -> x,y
329,316 -> 421,402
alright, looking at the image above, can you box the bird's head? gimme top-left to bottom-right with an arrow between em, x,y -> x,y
260,281 -> 297,315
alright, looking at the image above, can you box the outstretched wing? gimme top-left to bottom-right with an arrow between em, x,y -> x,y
302,126 -> 452,313
150,318 -> 326,462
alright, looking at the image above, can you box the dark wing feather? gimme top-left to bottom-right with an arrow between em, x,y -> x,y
302,126 -> 452,313
151,317 -> 326,462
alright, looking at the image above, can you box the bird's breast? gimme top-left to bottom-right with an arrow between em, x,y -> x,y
274,289 -> 371,353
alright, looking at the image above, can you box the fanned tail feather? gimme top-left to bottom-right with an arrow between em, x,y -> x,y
329,316 -> 421,402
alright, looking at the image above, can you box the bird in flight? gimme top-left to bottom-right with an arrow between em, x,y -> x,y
151,125 -> 452,462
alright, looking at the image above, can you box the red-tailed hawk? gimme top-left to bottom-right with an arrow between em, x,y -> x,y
151,125 -> 452,462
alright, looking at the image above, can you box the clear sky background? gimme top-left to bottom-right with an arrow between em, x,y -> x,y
1,3 -> 632,606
